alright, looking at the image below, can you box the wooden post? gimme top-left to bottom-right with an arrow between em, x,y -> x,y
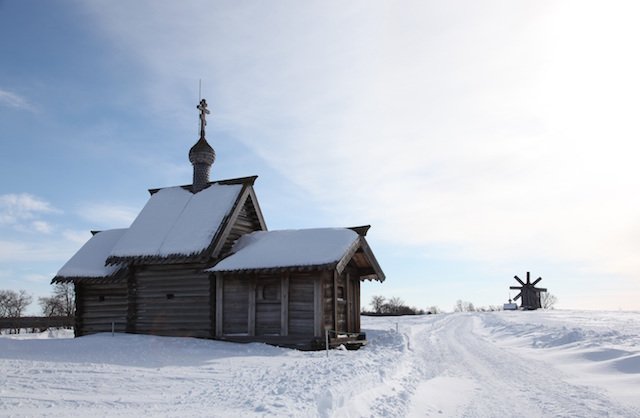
355,277 -> 361,332
280,272 -> 289,336
346,272 -> 352,332
248,277 -> 256,336
325,328 -> 329,357
209,274 -> 216,338
126,269 -> 137,334
314,276 -> 322,338
215,274 -> 223,337
74,282 -> 84,337
333,270 -> 338,334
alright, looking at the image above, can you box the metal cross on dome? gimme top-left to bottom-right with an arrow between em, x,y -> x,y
197,99 -> 211,138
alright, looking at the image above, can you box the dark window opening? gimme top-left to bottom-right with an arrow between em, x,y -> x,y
257,282 -> 280,301
166,293 -> 175,300
99,296 -> 105,302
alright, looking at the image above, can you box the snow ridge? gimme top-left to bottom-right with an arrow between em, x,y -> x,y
1,310 -> 639,417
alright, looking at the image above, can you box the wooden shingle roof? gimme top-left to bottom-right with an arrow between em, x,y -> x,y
209,226 -> 385,281
52,229 -> 129,284
106,176 -> 266,266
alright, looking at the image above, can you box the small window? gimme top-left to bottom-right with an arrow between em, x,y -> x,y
99,296 -> 105,302
263,284 -> 279,300
166,293 -> 175,300
257,283 -> 280,301
337,286 -> 345,300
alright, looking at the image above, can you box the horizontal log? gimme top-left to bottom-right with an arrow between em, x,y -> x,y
83,300 -> 128,308
82,316 -> 127,326
0,316 -> 75,329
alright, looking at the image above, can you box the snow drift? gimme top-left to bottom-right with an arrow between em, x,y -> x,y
1,310 -> 638,417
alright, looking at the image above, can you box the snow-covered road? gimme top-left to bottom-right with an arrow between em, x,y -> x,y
1,311 -> 639,417
399,313 -> 637,417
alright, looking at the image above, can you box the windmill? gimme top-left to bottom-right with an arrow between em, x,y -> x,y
510,272 -> 547,310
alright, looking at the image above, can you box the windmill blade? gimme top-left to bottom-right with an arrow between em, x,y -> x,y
513,293 -> 522,301
536,287 -> 547,292
532,277 -> 543,286
514,275 -> 525,286
510,286 -> 522,290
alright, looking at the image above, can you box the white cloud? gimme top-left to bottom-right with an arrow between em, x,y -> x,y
76,202 -> 140,228
0,193 -> 61,232
32,221 -> 55,234
0,88 -> 31,110
62,229 -> 93,245
23,273 -> 50,284
79,1 -> 640,283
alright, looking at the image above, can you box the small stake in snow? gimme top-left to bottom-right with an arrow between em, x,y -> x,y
112,322 -> 115,337
325,329 -> 329,357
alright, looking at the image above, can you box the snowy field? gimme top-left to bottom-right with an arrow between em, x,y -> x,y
1,310 -> 639,417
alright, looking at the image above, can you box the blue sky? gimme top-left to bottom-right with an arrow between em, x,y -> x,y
1,0 -> 639,314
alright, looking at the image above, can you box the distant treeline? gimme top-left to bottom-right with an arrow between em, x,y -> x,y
362,295 -> 441,316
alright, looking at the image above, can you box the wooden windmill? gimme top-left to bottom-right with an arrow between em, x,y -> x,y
510,272 -> 547,310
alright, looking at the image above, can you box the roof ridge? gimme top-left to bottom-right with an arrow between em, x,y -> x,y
148,175 -> 258,195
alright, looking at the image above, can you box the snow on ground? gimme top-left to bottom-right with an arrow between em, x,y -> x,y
1,310 -> 639,417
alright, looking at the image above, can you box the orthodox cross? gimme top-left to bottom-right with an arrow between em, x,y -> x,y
197,99 -> 210,138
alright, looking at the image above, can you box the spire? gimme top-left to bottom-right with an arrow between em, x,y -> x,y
189,99 -> 215,193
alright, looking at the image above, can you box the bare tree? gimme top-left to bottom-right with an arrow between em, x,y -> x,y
39,283 -> 75,317
540,292 -> 558,309
370,295 -> 386,314
454,300 -> 476,312
426,306 -> 441,314
386,297 -> 405,314
0,289 -> 33,318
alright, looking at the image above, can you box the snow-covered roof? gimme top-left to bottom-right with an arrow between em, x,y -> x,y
107,184 -> 242,263
53,229 -> 128,282
209,228 -> 384,280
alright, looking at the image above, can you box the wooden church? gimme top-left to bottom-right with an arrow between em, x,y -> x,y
52,100 -> 385,349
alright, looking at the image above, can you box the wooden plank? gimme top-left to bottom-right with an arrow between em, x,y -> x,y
216,273 -> 223,337
281,273 -> 289,336
223,276 -> 249,335
314,274 -> 323,337
346,272 -> 352,332
287,276 -> 313,335
248,277 -> 256,336
355,275 -> 361,331
333,270 -> 338,334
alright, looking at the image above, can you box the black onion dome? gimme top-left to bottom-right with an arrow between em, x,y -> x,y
189,137 -> 216,165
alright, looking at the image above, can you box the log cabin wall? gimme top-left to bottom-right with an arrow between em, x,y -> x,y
218,195 -> 264,258
217,271 -> 322,340
133,266 -> 210,338
75,282 -> 128,336
335,271 -> 348,333
221,275 -> 249,335
345,267 -> 362,333
288,272 -> 315,336
321,269 -> 361,334
254,275 -> 282,336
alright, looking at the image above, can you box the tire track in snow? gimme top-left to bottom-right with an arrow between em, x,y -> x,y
403,314 -> 639,417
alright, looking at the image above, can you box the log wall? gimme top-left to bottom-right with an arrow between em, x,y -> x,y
76,282 -> 128,336
222,276 -> 249,335
134,266 -> 210,338
219,196 -> 263,257
218,271 -> 319,339
255,276 -> 281,335
321,269 -> 361,334
288,273 -> 315,336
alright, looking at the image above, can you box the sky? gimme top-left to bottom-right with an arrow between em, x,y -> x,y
1,0 -> 639,314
